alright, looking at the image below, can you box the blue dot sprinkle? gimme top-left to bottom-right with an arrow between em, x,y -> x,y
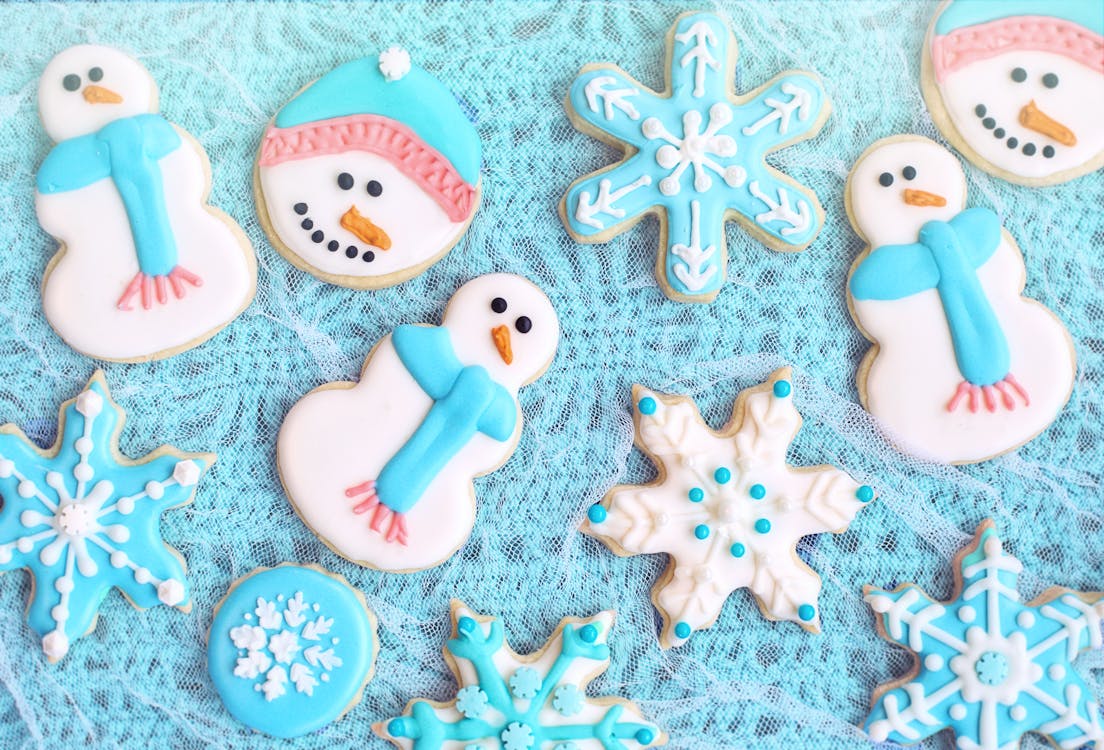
755,518 -> 771,534
688,487 -> 704,503
714,467 -> 731,484
587,504 -> 608,523
694,524 -> 710,540
749,483 -> 766,500
638,397 -> 657,415
730,543 -> 746,558
458,617 -> 476,633
579,624 -> 599,643
674,622 -> 692,639
636,728 -> 655,745
798,604 -> 816,622
773,380 -> 792,398
856,485 -> 874,502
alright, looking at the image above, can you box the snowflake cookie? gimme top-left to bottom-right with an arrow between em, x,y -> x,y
207,564 -> 378,739
375,601 -> 665,749
0,372 -> 211,662
560,11 -> 830,303
864,520 -> 1104,749
584,368 -> 875,648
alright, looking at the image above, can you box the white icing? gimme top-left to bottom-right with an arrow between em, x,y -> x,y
278,274 -> 559,572
573,175 -> 652,231
748,181 -> 810,237
641,105 -> 740,195
741,82 -> 813,136
583,76 -> 640,120
847,138 -> 1075,464
674,21 -> 720,98
670,201 -> 718,292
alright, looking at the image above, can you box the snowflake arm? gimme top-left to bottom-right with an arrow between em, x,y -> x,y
564,161 -> 657,238
568,68 -> 661,147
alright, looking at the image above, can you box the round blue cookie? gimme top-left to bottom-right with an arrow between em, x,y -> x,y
208,564 -> 377,738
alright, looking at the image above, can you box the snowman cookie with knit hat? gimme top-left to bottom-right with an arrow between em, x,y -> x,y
256,47 -> 481,289
35,45 -> 256,362
922,0 -> 1104,185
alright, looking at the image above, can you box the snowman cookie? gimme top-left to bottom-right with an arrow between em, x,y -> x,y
36,45 -> 256,362
846,136 -> 1076,464
922,0 -> 1104,186
256,47 -> 481,289
278,274 -> 558,572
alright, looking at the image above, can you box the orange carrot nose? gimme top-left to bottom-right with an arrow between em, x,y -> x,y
82,85 -> 123,104
491,325 -> 513,365
1019,100 -> 1076,146
903,189 -> 947,207
340,205 -> 392,250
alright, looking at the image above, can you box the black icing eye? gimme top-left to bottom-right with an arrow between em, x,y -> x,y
902,166 -> 916,180
366,180 -> 383,197
490,297 -> 507,314
1042,73 -> 1059,89
878,172 -> 894,187
515,316 -> 532,334
62,74 -> 81,92
88,67 -> 103,82
1011,67 -> 1027,83
337,172 -> 354,190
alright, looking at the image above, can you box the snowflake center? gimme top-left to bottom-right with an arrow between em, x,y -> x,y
642,104 -> 746,196
974,650 -> 1010,686
56,503 -> 96,537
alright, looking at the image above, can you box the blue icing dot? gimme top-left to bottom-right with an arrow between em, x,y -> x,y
730,543 -> 746,558
773,380 -> 792,398
388,718 -> 406,736
975,651 -> 1009,686
749,483 -> 766,499
579,624 -> 599,643
636,728 -> 656,745
674,622 -> 692,639
688,487 -> 705,503
694,524 -> 710,540
587,504 -> 608,523
458,616 -> 477,634
714,467 -> 731,484
798,604 -> 815,622
754,518 -> 771,534
509,666 -> 542,699
638,396 -> 657,415
856,485 -> 875,502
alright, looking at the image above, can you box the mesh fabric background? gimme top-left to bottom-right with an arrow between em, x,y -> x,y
0,1 -> 1102,749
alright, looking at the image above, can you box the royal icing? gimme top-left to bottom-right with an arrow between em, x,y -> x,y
0,372 -> 210,662
923,0 -> 1104,184
278,274 -> 559,572
257,47 -> 481,288
35,45 -> 256,362
864,520 -> 1104,749
584,369 -> 875,648
375,602 -> 664,749
561,11 -> 830,303
846,136 -> 1075,464
207,564 -> 377,739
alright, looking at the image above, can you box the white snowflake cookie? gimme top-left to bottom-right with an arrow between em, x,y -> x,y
375,601 -> 665,749
207,564 -> 378,739
584,368 -> 876,648
864,520 -> 1104,749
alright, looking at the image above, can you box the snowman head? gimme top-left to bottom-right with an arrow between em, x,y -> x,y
930,0 -> 1104,180
39,45 -> 157,143
257,47 -> 481,286
442,274 -> 559,391
847,137 -> 966,248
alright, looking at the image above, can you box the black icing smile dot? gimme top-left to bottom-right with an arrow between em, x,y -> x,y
1007,137 -> 1018,149
973,105 -> 1058,159
1022,143 -> 1036,156
345,246 -> 358,259
311,230 -> 324,243
300,218 -> 313,230
294,202 -> 308,215
327,240 -> 339,252
362,250 -> 375,262
293,200 -> 379,263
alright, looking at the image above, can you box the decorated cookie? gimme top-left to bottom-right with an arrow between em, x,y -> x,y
560,11 -> 830,303
256,46 -> 481,289
0,372 -> 211,662
922,0 -> 1104,186
278,274 -> 558,572
207,564 -> 377,739
864,520 -> 1104,748
35,45 -> 256,362
375,601 -> 665,749
583,368 -> 875,648
846,136 -> 1075,464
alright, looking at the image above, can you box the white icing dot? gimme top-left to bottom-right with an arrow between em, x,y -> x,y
321,674 -> 330,683
74,437 -> 92,456
254,684 -> 261,692
244,613 -> 253,620
957,606 -> 976,624
656,144 -> 680,169
641,117 -> 662,138
0,458 -> 13,478
110,551 -> 128,568
659,176 -> 679,195
1010,705 -> 1027,722
20,510 -> 42,527
55,576 -> 74,594
277,594 -> 284,602
157,579 -> 185,606
18,480 -> 35,498
51,604 -> 69,623
75,390 -> 103,418
693,173 -> 712,191
724,165 -> 747,187
45,472 -> 64,489
709,102 -> 732,124
1016,611 -> 1035,629
42,630 -> 69,660
0,546 -> 11,564
868,723 -> 888,742
145,481 -> 164,500
104,525 -> 130,543
134,567 -> 151,584
949,703 -> 967,720
172,460 -> 200,487
313,604 -> 320,612
331,637 -> 339,645
924,654 -> 944,671
73,464 -> 93,483
1048,664 -> 1066,681
16,537 -> 34,553
116,496 -> 135,515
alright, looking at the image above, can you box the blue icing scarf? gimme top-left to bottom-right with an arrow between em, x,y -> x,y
850,207 -> 1009,387
37,114 -> 182,277
376,325 -> 516,514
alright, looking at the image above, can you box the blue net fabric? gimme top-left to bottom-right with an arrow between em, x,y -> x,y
0,2 -> 1101,749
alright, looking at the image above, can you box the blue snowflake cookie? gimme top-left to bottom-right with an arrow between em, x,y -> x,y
376,601 -> 665,749
864,520 -> 1104,748
0,371 -> 211,662
561,11 -> 830,303
208,564 -> 378,739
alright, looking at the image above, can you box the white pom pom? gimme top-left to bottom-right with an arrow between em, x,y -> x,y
379,46 -> 411,82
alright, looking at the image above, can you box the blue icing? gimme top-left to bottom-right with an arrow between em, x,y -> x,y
850,207 -> 1008,387
563,12 -> 829,301
207,565 -> 377,739
0,373 -> 208,661
376,325 -> 516,514
934,0 -> 1104,37
275,55 -> 481,185
864,523 -> 1104,749
37,114 -> 182,276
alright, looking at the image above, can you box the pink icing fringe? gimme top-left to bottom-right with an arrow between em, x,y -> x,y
259,114 -> 476,223
932,16 -> 1104,83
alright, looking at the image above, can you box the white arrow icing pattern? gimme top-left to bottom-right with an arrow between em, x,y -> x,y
748,181 -> 811,237
741,83 -> 813,137
670,200 -> 718,292
574,175 -> 653,230
583,76 -> 641,121
674,21 -> 720,98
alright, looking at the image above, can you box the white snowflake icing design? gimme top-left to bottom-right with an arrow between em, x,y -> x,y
231,591 -> 344,702
865,521 -> 1104,750
584,368 -> 875,648
0,373 -> 207,662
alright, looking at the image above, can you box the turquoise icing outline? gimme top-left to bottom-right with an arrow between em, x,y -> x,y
0,372 -> 208,660
274,55 -> 481,185
864,522 -> 1104,748
207,565 -> 377,739
933,0 -> 1104,37
563,11 -> 829,300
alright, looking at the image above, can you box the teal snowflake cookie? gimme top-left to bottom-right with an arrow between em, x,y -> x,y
584,368 -> 875,648
864,520 -> 1104,749
560,11 -> 830,303
0,372 -> 211,662
375,601 -> 665,749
